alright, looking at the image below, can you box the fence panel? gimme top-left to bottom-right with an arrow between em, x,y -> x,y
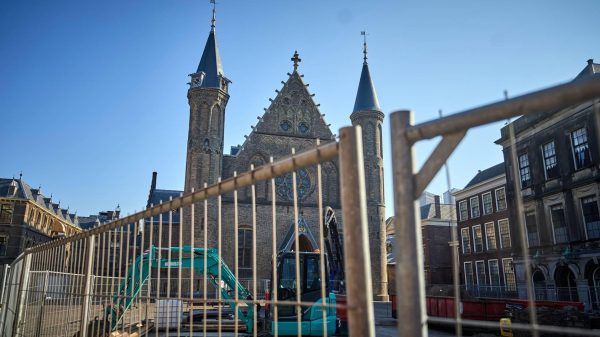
0,127 -> 373,337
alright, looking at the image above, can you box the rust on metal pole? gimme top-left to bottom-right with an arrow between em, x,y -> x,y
390,110 -> 427,337
338,125 -> 375,337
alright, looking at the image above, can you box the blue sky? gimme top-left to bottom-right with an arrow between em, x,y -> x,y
1,0 -> 597,217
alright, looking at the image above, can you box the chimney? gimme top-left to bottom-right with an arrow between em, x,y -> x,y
151,171 -> 157,191
434,195 -> 441,219
588,59 -> 594,66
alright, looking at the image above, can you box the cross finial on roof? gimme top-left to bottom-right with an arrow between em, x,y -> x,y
291,50 -> 301,71
210,0 -> 216,30
361,30 -> 368,64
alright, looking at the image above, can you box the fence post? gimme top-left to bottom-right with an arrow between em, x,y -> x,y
14,253 -> 32,337
79,235 -> 96,337
338,125 -> 375,337
390,110 -> 427,337
35,270 -> 50,336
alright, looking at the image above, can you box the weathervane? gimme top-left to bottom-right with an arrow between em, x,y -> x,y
361,30 -> 368,63
291,50 -> 301,71
210,0 -> 216,30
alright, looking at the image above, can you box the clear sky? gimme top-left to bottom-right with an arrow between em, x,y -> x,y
1,0 -> 597,218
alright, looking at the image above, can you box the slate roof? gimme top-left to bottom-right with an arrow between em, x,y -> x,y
497,59 -> 600,143
0,177 -> 79,228
420,203 -> 456,221
352,61 -> 381,113
147,188 -> 182,224
464,163 -> 505,189
196,26 -> 224,88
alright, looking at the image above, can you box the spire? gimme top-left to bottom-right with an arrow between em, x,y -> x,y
353,32 -> 380,113
194,0 -> 225,89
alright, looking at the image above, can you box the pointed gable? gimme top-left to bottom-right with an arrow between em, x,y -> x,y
251,71 -> 333,141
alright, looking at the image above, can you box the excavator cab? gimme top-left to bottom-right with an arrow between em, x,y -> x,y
270,251 -> 337,336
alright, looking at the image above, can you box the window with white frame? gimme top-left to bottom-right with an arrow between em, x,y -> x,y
542,141 -> 559,180
550,204 -> 568,243
571,127 -> 592,170
461,227 -> 471,254
476,260 -> 487,285
498,218 -> 511,248
519,153 -> 532,188
482,192 -> 493,215
502,258 -> 516,291
581,196 -> 600,239
464,262 -> 474,286
485,222 -> 497,250
470,196 -> 480,218
473,225 -> 483,252
525,212 -> 540,247
459,200 -> 468,221
495,187 -> 507,211
488,259 -> 500,286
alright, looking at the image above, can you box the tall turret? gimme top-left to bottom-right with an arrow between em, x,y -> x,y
184,2 -> 230,243
184,2 -> 230,193
350,32 -> 388,301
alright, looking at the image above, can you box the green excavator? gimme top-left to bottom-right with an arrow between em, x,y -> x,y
85,244 -> 336,336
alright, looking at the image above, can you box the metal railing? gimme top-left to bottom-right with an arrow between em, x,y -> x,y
0,126 -> 375,337
391,73 -> 600,336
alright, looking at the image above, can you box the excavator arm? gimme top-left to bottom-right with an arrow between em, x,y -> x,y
104,246 -> 256,333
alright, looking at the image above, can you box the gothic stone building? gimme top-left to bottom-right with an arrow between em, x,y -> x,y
496,59 -> 600,310
148,8 -> 388,299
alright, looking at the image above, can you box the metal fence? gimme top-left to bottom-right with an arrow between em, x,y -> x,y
391,73 -> 600,336
0,126 -> 375,337
1,74 -> 600,337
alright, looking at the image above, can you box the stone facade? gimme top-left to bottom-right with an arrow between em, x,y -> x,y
153,10 -> 388,299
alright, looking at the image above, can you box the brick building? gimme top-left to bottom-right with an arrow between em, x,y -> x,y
454,164 -> 516,297
146,5 -> 389,299
496,59 -> 600,310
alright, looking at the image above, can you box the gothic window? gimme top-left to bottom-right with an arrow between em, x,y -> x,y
275,168 -> 312,201
298,122 -> 309,134
280,120 -> 292,132
571,127 -> 592,169
542,141 -> 559,180
378,124 -> 383,158
210,105 -> 222,138
238,227 -> 252,278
